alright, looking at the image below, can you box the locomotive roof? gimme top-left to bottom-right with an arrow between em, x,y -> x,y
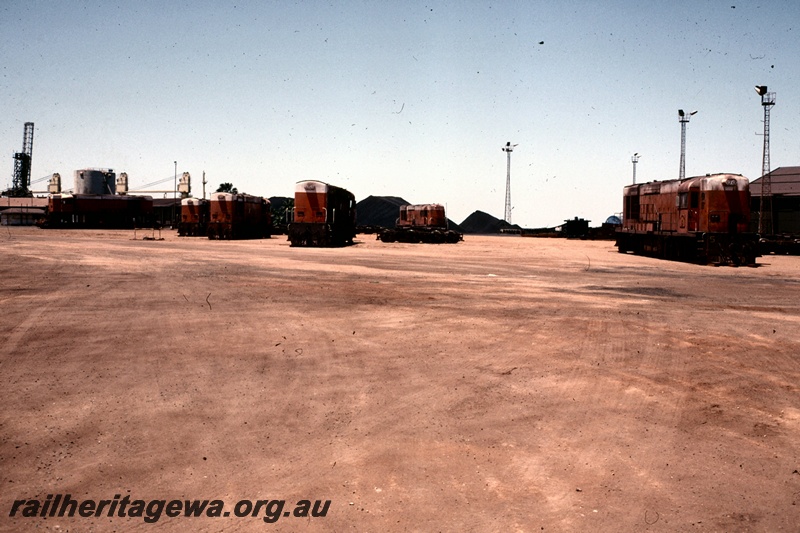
52,193 -> 154,201
403,203 -> 445,209
624,173 -> 748,193
210,192 -> 266,203
181,197 -> 208,205
295,180 -> 354,198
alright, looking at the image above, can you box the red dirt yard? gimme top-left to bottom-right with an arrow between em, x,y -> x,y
1,228 -> 799,532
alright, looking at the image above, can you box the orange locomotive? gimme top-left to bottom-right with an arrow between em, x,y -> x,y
41,194 -> 153,228
616,173 -> 758,265
289,180 -> 356,247
206,193 -> 271,240
178,198 -> 209,236
379,204 -> 462,243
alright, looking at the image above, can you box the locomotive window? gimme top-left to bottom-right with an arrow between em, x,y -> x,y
677,193 -> 688,209
690,192 -> 699,209
710,214 -> 720,222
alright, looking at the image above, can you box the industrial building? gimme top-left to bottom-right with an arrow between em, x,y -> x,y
750,166 -> 800,235
0,196 -> 48,226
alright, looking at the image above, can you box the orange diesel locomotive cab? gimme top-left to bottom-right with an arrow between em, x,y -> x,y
399,204 -> 447,228
289,180 -> 356,247
379,203 -> 462,243
178,198 -> 209,236
207,193 -> 271,240
617,173 -> 757,265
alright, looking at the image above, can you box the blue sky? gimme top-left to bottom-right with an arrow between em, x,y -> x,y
2,1 -> 798,227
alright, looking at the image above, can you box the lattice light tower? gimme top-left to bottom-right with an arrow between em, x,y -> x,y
502,141 -> 517,223
678,110 -> 696,181
631,152 -> 640,184
10,122 -> 34,197
756,85 -> 776,235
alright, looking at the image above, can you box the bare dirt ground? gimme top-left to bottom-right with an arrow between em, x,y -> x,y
1,227 -> 799,532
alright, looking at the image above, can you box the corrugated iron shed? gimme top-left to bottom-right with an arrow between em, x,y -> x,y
750,166 -> 800,196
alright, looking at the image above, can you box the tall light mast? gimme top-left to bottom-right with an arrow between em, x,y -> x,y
756,85 -> 776,235
502,141 -> 517,223
678,109 -> 697,181
631,153 -> 640,184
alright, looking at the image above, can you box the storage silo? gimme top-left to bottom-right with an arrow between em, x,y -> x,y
116,172 -> 128,194
74,168 -> 116,195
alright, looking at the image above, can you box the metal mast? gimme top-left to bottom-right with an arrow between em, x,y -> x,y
631,153 -> 640,184
11,122 -> 34,197
756,85 -> 775,235
502,141 -> 517,223
678,110 -> 696,181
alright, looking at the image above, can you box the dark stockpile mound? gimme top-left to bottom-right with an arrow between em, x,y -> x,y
460,210 -> 521,234
268,196 -> 292,211
356,196 -> 409,228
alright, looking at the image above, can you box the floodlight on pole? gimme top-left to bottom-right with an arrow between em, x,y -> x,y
631,153 -> 640,184
502,141 -> 517,223
678,109 -> 697,181
755,85 -> 776,235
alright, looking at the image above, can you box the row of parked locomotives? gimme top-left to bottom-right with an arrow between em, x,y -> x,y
40,194 -> 154,228
616,173 -> 759,265
289,180 -> 356,247
378,204 -> 462,243
205,193 -> 271,240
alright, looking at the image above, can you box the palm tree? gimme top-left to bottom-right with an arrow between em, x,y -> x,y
216,182 -> 238,194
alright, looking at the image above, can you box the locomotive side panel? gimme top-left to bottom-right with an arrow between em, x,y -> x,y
326,185 -> 357,245
42,194 -> 153,228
